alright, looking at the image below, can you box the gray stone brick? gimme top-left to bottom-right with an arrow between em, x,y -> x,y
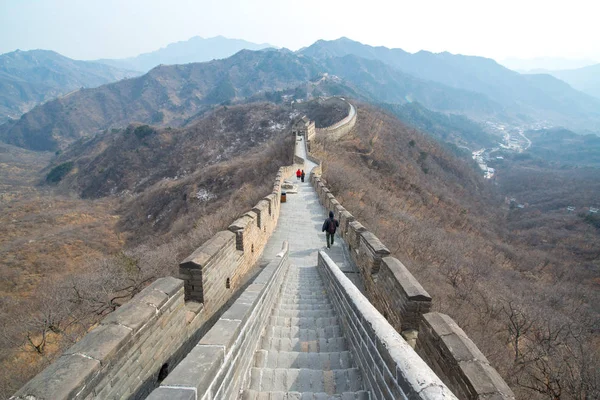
146,387 -> 195,400
101,300 -> 156,334
12,354 -> 100,400
161,345 -> 223,393
199,319 -> 242,351
151,276 -> 184,298
64,323 -> 131,362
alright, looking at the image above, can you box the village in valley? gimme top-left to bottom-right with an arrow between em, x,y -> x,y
472,120 -> 539,180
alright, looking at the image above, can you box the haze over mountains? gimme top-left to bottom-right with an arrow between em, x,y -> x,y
500,56 -> 598,72
1,36 -> 600,152
544,64 -> 600,100
0,49 -> 138,123
0,36 -> 274,124
96,35 -> 273,72
301,38 -> 600,129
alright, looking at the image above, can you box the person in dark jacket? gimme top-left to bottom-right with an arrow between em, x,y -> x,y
322,211 -> 339,248
301,170 -> 305,182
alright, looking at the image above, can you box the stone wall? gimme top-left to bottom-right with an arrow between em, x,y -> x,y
312,174 -> 432,337
179,164 -> 296,316
306,120 -> 316,141
308,171 -> 515,399
147,242 -> 290,400
417,313 -> 515,400
318,251 -> 457,399
12,164 -> 300,400
315,102 -> 357,140
11,277 -> 207,400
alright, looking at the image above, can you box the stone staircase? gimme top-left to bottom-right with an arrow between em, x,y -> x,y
242,265 -> 370,399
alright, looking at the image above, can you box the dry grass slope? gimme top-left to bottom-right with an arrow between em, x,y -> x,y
313,104 -> 599,399
0,103 -> 296,398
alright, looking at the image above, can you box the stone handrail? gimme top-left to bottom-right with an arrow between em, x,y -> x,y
318,251 -> 457,399
147,242 -> 290,400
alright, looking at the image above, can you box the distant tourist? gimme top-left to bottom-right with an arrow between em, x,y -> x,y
301,170 -> 305,182
296,169 -> 302,180
322,211 -> 339,249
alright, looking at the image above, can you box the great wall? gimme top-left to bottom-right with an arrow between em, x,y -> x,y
12,99 -> 515,400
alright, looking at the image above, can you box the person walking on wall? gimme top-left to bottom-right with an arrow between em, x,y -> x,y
301,170 -> 305,182
322,211 -> 339,249
296,168 -> 302,180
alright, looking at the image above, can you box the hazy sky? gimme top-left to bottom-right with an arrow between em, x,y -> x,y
1,0 -> 599,63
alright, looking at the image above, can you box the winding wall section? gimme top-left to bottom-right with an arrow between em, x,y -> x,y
12,99 -> 512,400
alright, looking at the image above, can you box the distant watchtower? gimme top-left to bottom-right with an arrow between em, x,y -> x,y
292,116 -> 315,141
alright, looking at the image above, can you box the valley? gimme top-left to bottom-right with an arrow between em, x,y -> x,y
0,34 -> 598,399
312,105 -> 599,399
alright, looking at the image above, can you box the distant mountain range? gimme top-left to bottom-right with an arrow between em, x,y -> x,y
2,37 -> 600,151
299,38 -> 600,130
544,64 -> 600,100
0,49 -> 139,123
0,50 -> 320,150
500,57 -> 598,72
96,36 -> 273,72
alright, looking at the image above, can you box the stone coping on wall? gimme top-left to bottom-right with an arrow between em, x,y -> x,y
318,251 -> 458,399
417,313 -> 516,399
307,144 -> 513,399
11,277 -> 203,400
12,162 -> 301,399
147,242 -> 290,400
315,101 -> 356,133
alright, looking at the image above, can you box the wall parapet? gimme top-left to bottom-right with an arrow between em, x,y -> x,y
12,161 -> 301,400
308,156 -> 514,399
315,101 -> 357,140
417,313 -> 515,400
147,242 -> 290,400
318,251 -> 458,399
11,277 -> 206,400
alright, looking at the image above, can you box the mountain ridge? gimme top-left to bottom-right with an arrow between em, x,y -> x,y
299,37 -> 600,130
0,49 -> 139,123
3,39 -> 600,152
545,63 -> 600,99
96,35 -> 274,72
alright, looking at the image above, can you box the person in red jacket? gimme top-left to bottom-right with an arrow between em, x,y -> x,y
296,169 -> 302,180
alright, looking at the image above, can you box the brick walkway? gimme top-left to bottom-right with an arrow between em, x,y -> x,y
241,139 -> 369,399
260,139 -> 361,284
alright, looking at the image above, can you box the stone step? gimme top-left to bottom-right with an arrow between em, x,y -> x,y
248,367 -> 364,393
269,316 -> 339,329
276,303 -> 334,311
273,309 -> 336,319
277,300 -> 332,307
260,337 -> 347,353
241,389 -> 371,400
283,281 -> 325,287
281,289 -> 327,297
284,278 -> 322,283
265,326 -> 342,341
281,292 -> 329,299
254,350 -> 353,370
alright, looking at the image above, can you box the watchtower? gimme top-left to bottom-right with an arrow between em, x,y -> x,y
292,115 -> 315,141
